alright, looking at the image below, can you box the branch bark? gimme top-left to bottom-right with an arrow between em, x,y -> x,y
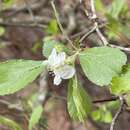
110,95 -> 125,130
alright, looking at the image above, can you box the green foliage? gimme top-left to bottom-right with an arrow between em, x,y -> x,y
95,0 -> 106,13
110,64 -> 130,95
105,14 -> 121,39
91,105 -> 112,123
43,38 -> 60,57
95,0 -> 130,40
29,105 -> 43,130
43,38 -> 70,58
46,19 -> 59,35
67,77 -> 91,122
0,60 -> 46,95
108,0 -> 125,19
79,47 -> 127,86
0,115 -> 22,130
2,0 -> 14,9
106,101 -> 120,110
1,0 -> 130,126
106,14 -> 130,39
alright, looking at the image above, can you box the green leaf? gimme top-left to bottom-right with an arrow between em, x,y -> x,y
110,64 -> 130,94
91,110 -> 101,121
67,77 -> 91,122
0,115 -> 22,130
105,14 -> 121,39
43,38 -> 70,58
0,60 -> 46,95
43,38 -> 59,57
2,0 -> 14,9
95,0 -> 106,13
108,0 -> 125,19
29,105 -> 43,130
103,111 -> 112,123
105,13 -> 130,40
79,47 -> 127,86
91,105 -> 112,123
46,19 -> 59,35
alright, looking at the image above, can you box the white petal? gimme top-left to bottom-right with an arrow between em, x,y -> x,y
48,48 -> 57,66
62,65 -> 75,79
54,65 -> 75,79
54,75 -> 62,85
57,52 -> 66,65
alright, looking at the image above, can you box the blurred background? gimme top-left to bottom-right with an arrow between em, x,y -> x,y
0,0 -> 130,130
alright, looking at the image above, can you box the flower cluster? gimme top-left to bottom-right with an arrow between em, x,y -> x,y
47,48 -> 75,85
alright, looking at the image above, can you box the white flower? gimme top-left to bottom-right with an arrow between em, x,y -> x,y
47,48 -> 75,85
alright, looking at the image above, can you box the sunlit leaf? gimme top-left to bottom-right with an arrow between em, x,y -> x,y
95,0 -> 106,13
67,77 -> 91,121
110,64 -> 130,94
29,105 -> 43,130
0,115 -> 22,130
79,47 -> 127,86
91,105 -> 112,123
108,0 -> 125,19
0,60 -> 46,95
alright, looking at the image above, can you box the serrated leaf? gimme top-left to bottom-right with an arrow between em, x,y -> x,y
0,60 -> 46,95
110,64 -> 130,95
67,77 -> 91,122
29,105 -> 43,130
79,47 -> 127,86
0,115 -> 22,130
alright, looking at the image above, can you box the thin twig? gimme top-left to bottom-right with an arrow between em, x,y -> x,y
90,0 -> 96,17
109,44 -> 130,52
0,22 -> 46,28
95,25 -> 109,46
3,0 -> 46,18
48,93 -> 121,104
79,25 -> 96,43
23,0 -> 37,24
51,0 -> 77,50
82,0 -> 130,51
0,99 -> 23,112
90,0 -> 109,46
66,10 -> 76,35
83,0 -> 109,46
110,95 -> 124,130
71,22 -> 107,39
93,96 -> 119,104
